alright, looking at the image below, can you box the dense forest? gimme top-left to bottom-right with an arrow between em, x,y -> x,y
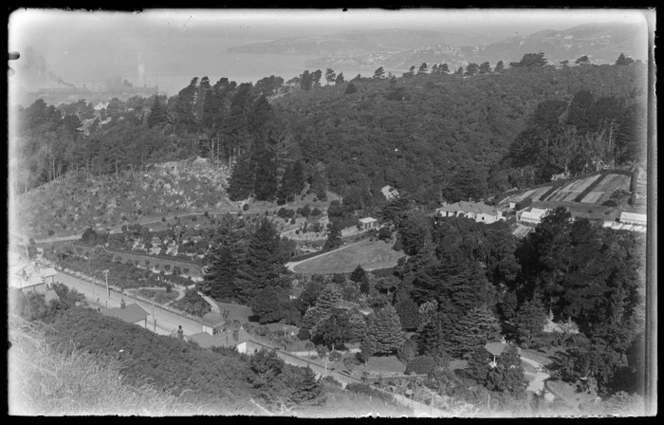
14,53 -> 646,208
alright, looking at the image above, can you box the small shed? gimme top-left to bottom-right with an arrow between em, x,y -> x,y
359,217 -> 378,231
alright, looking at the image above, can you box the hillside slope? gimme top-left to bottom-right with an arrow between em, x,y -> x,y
15,157 -> 234,239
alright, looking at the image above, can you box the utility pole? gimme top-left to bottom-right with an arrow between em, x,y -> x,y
103,269 -> 110,298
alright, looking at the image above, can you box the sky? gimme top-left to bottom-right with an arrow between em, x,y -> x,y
8,8 -> 653,94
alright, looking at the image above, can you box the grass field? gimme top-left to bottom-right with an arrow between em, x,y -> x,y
292,239 -> 406,274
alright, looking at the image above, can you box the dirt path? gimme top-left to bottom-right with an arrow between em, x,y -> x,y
518,350 -> 550,394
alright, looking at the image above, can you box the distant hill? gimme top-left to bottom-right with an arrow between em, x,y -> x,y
227,29 -> 488,56
303,23 -> 646,73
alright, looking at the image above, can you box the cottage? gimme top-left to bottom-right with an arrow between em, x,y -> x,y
518,208 -> 550,225
359,217 -> 378,231
101,303 -> 150,328
9,261 -> 57,292
436,201 -> 504,224
201,311 -> 225,335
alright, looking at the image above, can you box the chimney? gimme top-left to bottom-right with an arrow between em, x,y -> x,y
120,298 -> 126,309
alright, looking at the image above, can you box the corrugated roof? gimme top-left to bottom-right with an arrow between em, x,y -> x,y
101,303 -> 149,324
438,201 -> 499,216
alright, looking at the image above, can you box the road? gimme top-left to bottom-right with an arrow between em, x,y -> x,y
54,270 -> 204,337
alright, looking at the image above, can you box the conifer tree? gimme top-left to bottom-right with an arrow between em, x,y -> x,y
201,245 -> 238,300
314,283 -> 342,316
350,265 -> 367,283
396,296 -> 420,331
227,154 -> 255,201
347,309 -> 368,343
367,304 -> 405,355
324,220 -> 343,250
447,305 -> 501,358
236,218 -> 284,303
417,311 -> 453,360
513,296 -> 548,348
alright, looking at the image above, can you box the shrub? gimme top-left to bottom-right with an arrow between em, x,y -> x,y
331,273 -> 346,284
405,355 -> 436,376
329,351 -> 343,362
137,209 -> 143,215
242,204 -> 249,211
290,218 -> 297,224
378,227 -> 392,241
203,211 -> 209,218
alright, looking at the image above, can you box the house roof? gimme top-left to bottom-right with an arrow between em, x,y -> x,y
437,201 -> 500,216
520,208 -> 549,221
359,217 -> 377,223
485,342 -> 506,356
40,267 -> 57,278
189,328 -> 253,349
620,212 -> 647,224
101,303 -> 150,324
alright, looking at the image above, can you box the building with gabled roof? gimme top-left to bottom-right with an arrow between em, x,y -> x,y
436,201 -> 504,224
101,303 -> 149,328
518,208 -> 550,225
619,211 -> 647,227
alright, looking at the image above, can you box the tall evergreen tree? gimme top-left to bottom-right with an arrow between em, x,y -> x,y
201,245 -> 238,300
513,296 -> 548,348
227,154 -> 254,201
447,305 -> 501,358
324,220 -> 343,250
236,218 -> 284,303
367,304 -> 405,355
350,265 -> 367,283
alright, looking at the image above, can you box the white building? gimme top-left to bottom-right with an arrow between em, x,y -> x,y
518,208 -> 550,225
436,201 -> 504,224
359,217 -> 378,231
619,212 -> 647,227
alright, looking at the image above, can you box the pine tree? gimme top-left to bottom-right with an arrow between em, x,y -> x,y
324,220 -> 343,250
396,296 -> 420,331
236,218 -> 284,303
494,60 -> 505,72
417,311 -> 453,360
147,96 -> 168,128
350,265 -> 367,283
513,296 -> 548,348
201,245 -> 238,300
347,309 -> 368,343
314,283 -> 342,315
448,305 -> 501,359
227,154 -> 255,201
289,367 -> 322,405
252,141 -> 277,202
367,304 -> 406,355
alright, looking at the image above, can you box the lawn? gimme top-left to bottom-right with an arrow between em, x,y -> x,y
214,301 -> 253,323
292,239 -> 406,274
364,355 -> 406,375
133,288 -> 179,305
